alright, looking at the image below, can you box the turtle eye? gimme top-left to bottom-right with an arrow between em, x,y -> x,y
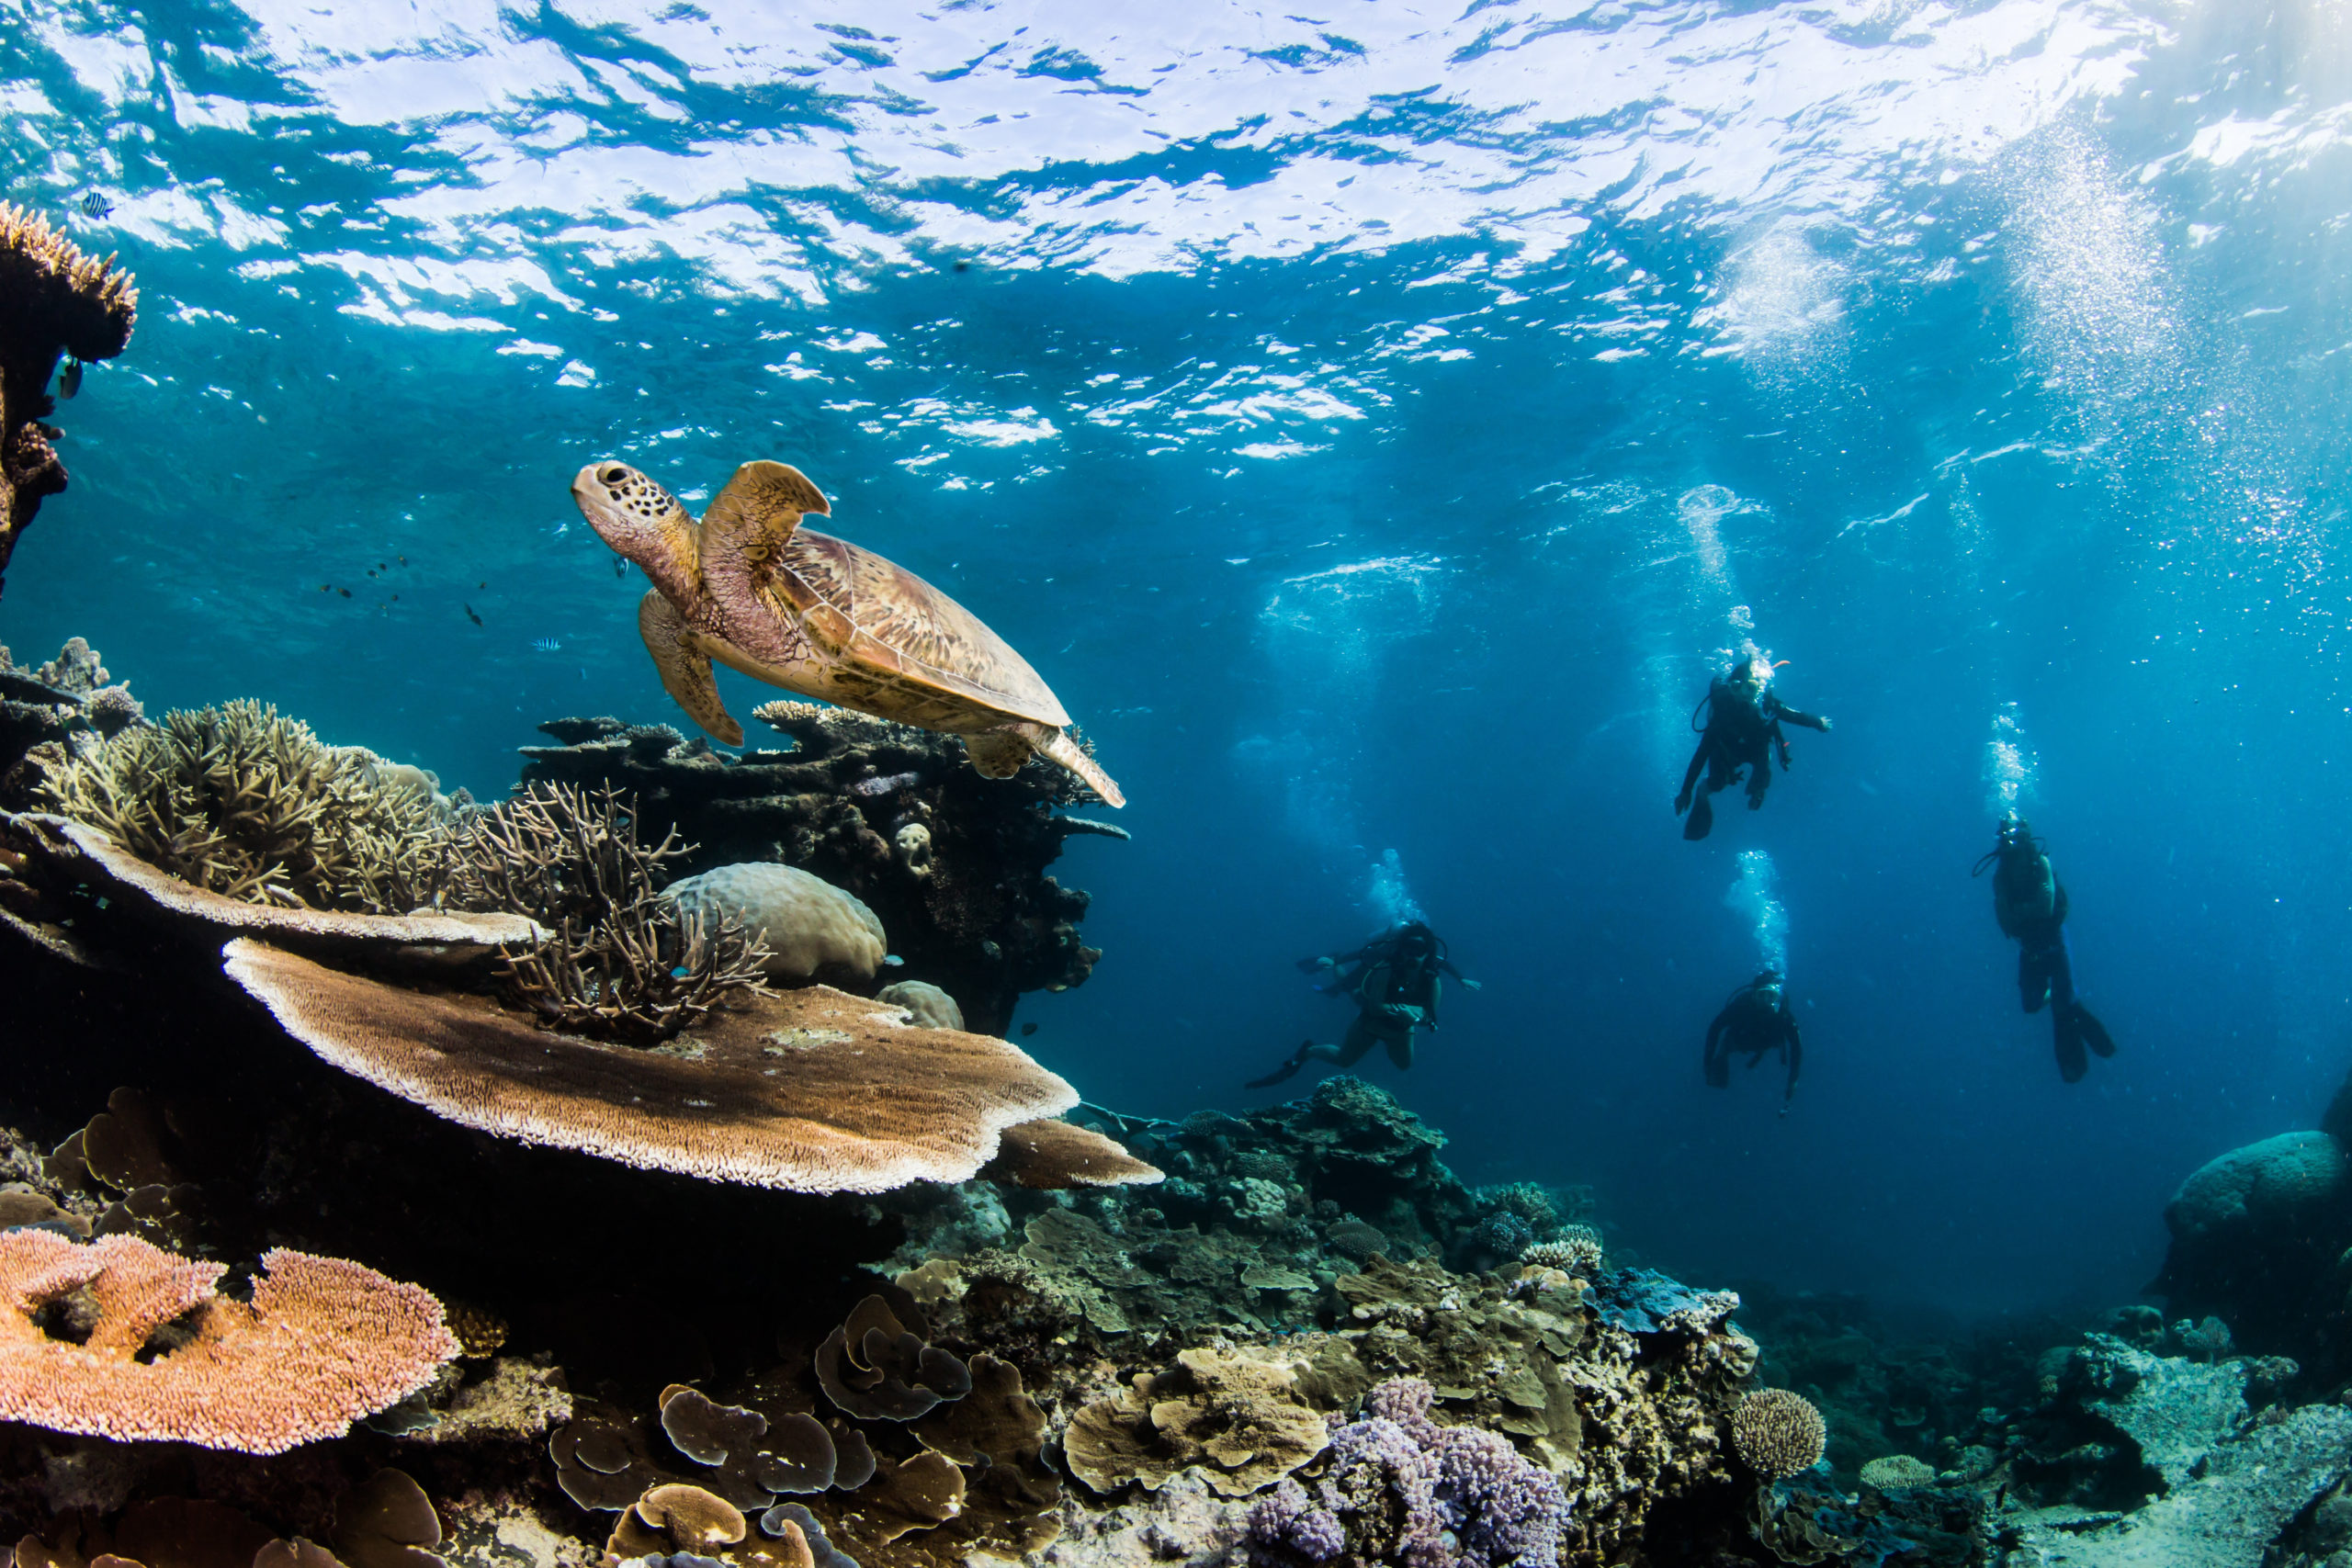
600,466 -> 628,485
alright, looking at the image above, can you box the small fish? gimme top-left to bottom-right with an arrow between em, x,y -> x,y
337,587 -> 351,598
1020,1022 -> 1038,1037
464,604 -> 482,626
398,554 -> 407,566
320,584 -> 331,592
57,356 -> 82,400
479,581 -> 487,589
613,558 -> 628,579
367,569 -> 378,578
852,771 -> 922,797
533,637 -> 561,653
78,192 -> 110,220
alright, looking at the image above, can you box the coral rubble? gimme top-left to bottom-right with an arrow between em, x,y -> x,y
0,203 -> 137,599
514,705 -> 1122,1033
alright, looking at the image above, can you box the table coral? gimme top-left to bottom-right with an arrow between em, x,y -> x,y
222,942 -> 1107,1195
0,1230 -> 456,1453
0,203 -> 137,600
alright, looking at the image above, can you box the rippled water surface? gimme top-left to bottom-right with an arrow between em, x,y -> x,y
7,0 -> 2352,1314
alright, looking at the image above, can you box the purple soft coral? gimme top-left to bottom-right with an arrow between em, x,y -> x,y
1436,1427 -> 1572,1568
1246,1380 -> 1570,1568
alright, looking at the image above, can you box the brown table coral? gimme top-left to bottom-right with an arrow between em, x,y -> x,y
0,203 -> 137,599
221,940 -> 1136,1195
0,1230 -> 457,1453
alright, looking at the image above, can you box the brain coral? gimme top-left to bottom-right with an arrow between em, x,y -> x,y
666,861 -> 888,981
1731,1388 -> 1826,1480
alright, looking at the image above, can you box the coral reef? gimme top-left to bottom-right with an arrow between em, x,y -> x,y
665,860 -> 887,983
444,783 -> 771,1041
0,203 -> 138,599
28,699 -> 453,916
876,980 -> 963,1032
0,1230 -> 456,1452
0,638 -> 141,793
514,706 -> 1124,1033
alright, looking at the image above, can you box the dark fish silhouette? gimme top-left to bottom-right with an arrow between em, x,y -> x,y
78,192 -> 110,220
613,557 -> 628,578
1020,1021 -> 1038,1037
57,356 -> 81,400
367,569 -> 378,578
337,588 -> 351,598
464,604 -> 482,626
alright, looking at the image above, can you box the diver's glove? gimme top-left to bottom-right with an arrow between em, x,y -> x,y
1461,978 -> 1483,991
1382,1003 -> 1426,1025
1817,717 -> 1834,732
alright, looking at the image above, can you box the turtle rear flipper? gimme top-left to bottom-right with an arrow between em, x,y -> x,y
638,589 -> 742,747
1040,729 -> 1125,808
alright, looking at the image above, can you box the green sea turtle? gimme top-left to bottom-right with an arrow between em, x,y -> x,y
572,459 -> 1125,807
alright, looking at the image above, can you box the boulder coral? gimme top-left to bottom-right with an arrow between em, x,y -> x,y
0,1229 -> 457,1453
0,202 -> 138,600
665,861 -> 887,982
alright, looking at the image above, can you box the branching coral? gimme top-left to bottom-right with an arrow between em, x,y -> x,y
1731,1388 -> 1826,1479
0,202 -> 138,597
1521,1225 -> 1604,1275
0,1229 -> 457,1452
29,699 -> 449,914
446,782 -> 769,1042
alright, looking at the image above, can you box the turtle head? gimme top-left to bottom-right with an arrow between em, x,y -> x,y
573,461 -> 699,599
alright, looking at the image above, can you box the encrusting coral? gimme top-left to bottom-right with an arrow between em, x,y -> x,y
0,1229 -> 457,1453
0,203 -> 138,600
1065,1346 -> 1336,1499
442,781 -> 770,1041
28,699 -> 452,915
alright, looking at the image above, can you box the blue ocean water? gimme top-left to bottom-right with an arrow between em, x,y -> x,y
3,0 -> 2347,1321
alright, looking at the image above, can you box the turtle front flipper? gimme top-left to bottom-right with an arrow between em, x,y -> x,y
638,588 -> 742,747
701,460 -> 830,585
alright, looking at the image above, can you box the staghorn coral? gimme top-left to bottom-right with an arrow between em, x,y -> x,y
28,699 -> 452,915
0,1229 -> 457,1453
0,810 -> 541,953
515,708 -> 1121,1033
222,942 -> 1109,1194
0,202 -> 138,599
445,782 -> 770,1042
1731,1388 -> 1826,1479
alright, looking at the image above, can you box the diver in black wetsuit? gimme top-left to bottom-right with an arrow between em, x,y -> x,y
1248,920 -> 1480,1088
1675,652 -> 1832,840
1975,814 -> 2117,1083
1704,970 -> 1803,1114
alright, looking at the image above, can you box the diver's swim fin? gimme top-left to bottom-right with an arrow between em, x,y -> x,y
2075,1003 -> 2117,1059
2053,1008 -> 2088,1084
1683,791 -> 1714,841
1247,1041 -> 1315,1089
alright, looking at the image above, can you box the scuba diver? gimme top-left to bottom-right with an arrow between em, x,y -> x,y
1704,970 -> 1803,1114
1975,813 -> 2117,1083
1248,919 -> 1481,1088
1675,651 -> 1832,840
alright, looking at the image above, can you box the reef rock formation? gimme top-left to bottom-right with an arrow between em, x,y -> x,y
514,705 -> 1125,1033
0,203 -> 138,599
0,638 -> 141,794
